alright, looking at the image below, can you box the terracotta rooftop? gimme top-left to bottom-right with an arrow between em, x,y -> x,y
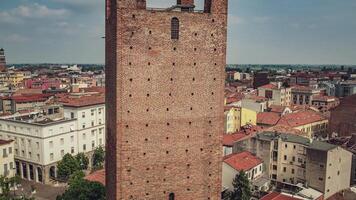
269,105 -> 288,113
313,95 -> 337,102
265,125 -> 306,136
59,93 -> 105,107
224,151 -> 263,171
245,95 -> 269,102
261,192 -> 302,200
259,83 -> 279,90
223,125 -> 264,146
226,96 -> 241,104
277,110 -> 327,127
2,94 -> 53,103
257,112 -> 281,126
83,86 -> 105,93
84,169 -> 105,185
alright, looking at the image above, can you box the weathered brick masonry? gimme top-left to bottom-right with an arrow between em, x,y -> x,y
105,0 -> 228,199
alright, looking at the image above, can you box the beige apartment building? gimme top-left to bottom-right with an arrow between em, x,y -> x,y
291,85 -> 321,106
258,83 -> 292,106
0,139 -> 15,178
250,132 -> 352,199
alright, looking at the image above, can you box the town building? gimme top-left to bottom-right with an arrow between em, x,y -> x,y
291,86 -> 322,106
0,72 -> 24,86
327,134 -> 356,186
241,107 -> 257,127
276,110 -> 328,138
223,125 -> 263,156
335,80 -> 356,97
0,139 -> 15,178
105,0 -> 228,199
222,151 -> 269,193
0,94 -> 54,114
253,72 -> 270,89
250,132 -> 352,199
224,106 -> 241,134
289,73 -> 318,88
234,72 -> 251,81
257,110 -> 328,139
0,48 -> 6,72
0,92 -> 105,184
241,95 -> 269,113
311,95 -> 339,113
258,83 -> 292,106
318,82 -> 336,96
24,78 -> 61,90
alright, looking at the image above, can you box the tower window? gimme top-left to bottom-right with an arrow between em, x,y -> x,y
169,193 -> 175,200
171,17 -> 179,40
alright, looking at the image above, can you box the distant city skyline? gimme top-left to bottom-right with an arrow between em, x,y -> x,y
0,0 -> 356,64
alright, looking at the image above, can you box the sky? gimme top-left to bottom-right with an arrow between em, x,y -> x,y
0,0 -> 356,65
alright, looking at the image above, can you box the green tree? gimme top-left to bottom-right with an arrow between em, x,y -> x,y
68,171 -> 85,186
0,175 -> 33,200
0,176 -> 11,197
92,146 -> 105,170
56,176 -> 105,200
226,171 -> 252,200
57,154 -> 80,181
76,153 -> 89,170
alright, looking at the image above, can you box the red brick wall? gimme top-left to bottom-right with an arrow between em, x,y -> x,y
329,95 -> 356,137
106,0 -> 228,199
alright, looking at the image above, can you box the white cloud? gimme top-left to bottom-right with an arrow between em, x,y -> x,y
15,3 -> 69,19
0,3 -> 69,24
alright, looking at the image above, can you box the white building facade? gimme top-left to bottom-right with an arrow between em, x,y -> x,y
0,102 -> 105,184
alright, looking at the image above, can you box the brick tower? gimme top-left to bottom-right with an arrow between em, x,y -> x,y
105,0 -> 228,199
0,48 -> 6,72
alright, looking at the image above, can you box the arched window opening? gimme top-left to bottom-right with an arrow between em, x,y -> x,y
171,18 -> 179,40
169,193 -> 175,200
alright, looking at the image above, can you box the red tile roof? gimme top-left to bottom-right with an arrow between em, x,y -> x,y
277,110 -> 327,127
313,95 -> 337,102
223,133 -> 249,147
246,95 -> 269,101
224,151 -> 263,171
261,192 -> 302,200
223,125 -> 264,146
265,125 -> 306,136
84,169 -> 105,185
5,94 -> 53,103
291,85 -> 314,92
59,93 -> 105,107
257,112 -> 281,126
269,105 -> 288,113
83,87 -> 105,93
226,96 -> 242,104
259,83 -> 278,90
